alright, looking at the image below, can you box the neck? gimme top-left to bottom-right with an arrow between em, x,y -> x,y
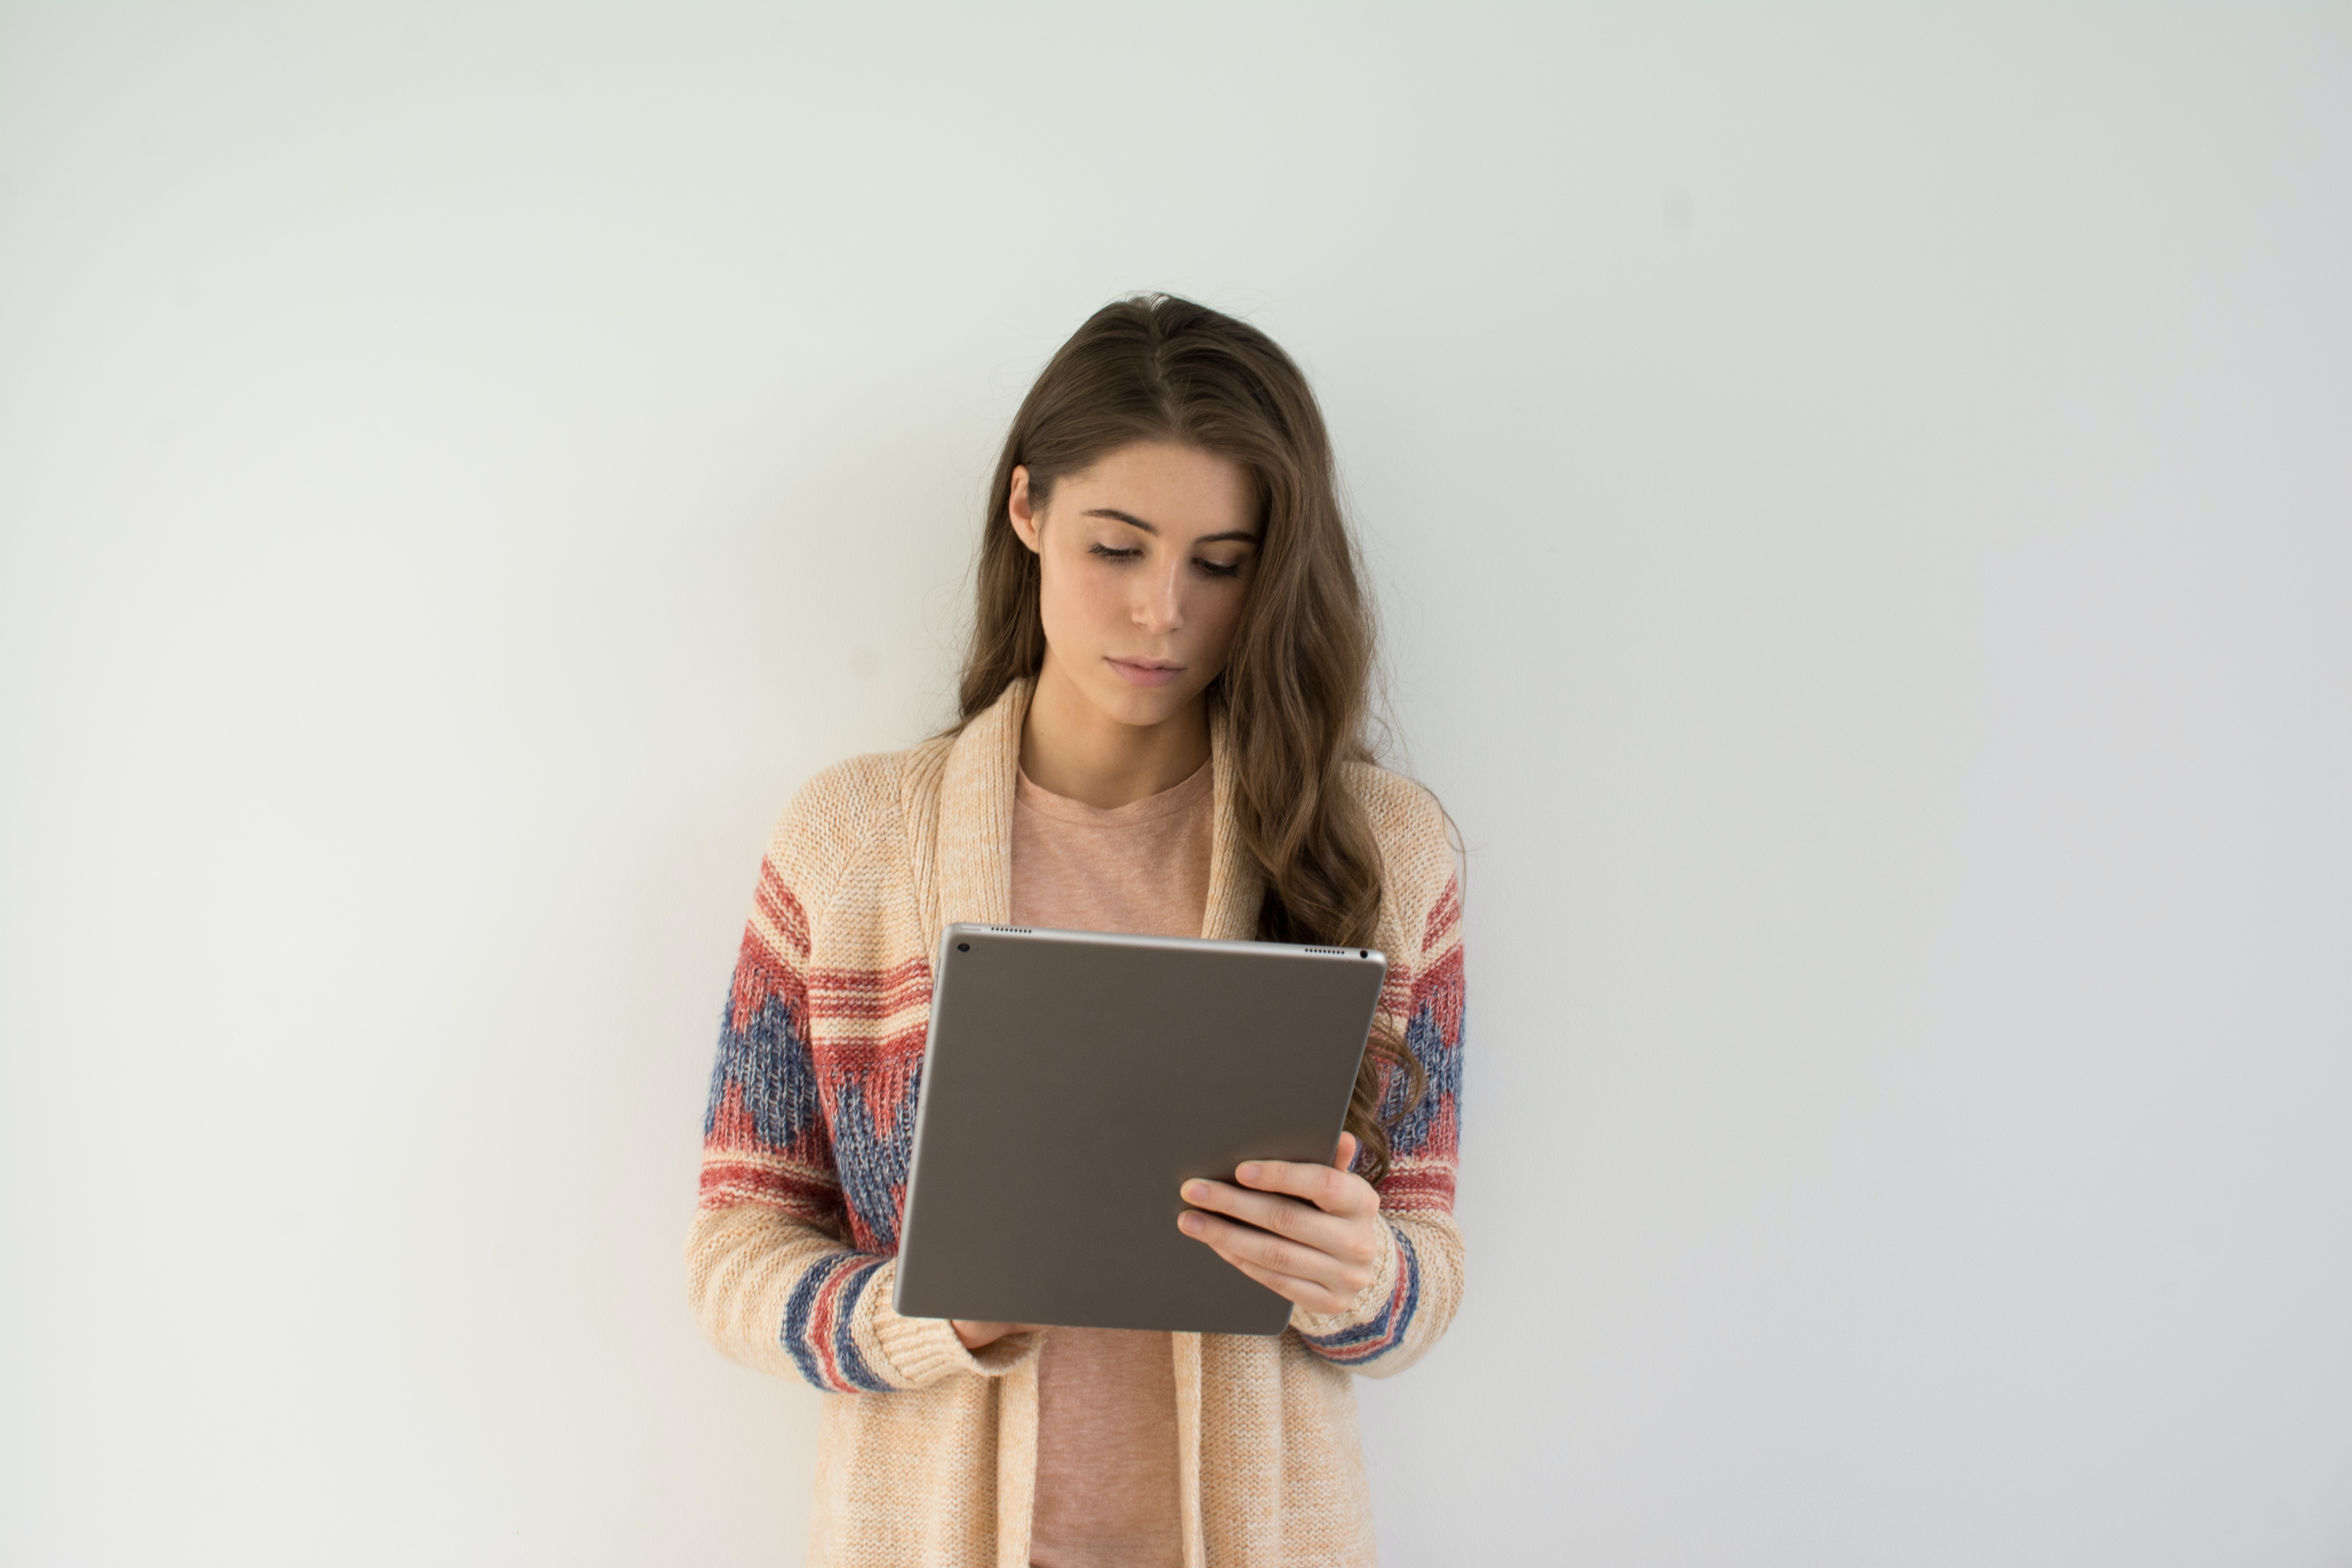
1018,650 -> 1211,809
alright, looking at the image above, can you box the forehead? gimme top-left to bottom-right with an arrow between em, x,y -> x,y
1055,441 -> 1258,537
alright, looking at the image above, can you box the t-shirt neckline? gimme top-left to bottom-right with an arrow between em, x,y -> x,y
1013,758 -> 1212,828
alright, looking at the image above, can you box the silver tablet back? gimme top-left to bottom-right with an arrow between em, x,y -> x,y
891,924 -> 1387,1336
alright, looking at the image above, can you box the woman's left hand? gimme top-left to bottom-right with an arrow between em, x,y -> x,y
1177,1131 -> 1385,1316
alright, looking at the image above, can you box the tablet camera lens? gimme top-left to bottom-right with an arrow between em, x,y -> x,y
957,942 -> 970,952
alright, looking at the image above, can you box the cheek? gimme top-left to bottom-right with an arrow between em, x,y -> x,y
1192,580 -> 1250,652
1035,545 -> 1112,650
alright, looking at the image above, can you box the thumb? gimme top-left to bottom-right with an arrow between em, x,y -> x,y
1332,1130 -> 1359,1171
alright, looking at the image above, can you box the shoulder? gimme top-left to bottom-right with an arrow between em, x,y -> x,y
1342,760 -> 1448,848
1339,761 -> 1459,945
1342,759 -> 1453,878
763,733 -> 955,904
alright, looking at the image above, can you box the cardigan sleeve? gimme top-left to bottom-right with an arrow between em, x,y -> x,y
684,782 -> 1040,1394
1291,838 -> 1467,1377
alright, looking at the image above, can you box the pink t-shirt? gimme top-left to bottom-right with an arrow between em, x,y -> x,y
1013,759 -> 1212,1568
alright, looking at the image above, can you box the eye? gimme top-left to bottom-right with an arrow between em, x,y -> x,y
1194,557 -> 1244,579
1087,543 -> 1142,562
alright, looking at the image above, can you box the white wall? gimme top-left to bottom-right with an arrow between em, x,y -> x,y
2,5 -> 2346,1564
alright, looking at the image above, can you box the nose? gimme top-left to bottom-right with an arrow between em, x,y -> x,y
1133,555 -> 1185,636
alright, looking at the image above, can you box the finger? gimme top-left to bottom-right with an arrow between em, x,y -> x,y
1181,1179 -> 1374,1262
1201,1246 -> 1354,1316
1332,1130 -> 1359,1171
1176,1207 -> 1372,1296
1228,1156 -> 1378,1217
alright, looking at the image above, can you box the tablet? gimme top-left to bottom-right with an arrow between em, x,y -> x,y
891,923 -> 1388,1336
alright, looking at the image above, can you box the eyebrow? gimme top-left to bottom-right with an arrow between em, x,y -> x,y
1082,507 -> 1259,545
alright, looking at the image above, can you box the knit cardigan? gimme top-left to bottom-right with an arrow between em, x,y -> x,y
686,679 -> 1466,1568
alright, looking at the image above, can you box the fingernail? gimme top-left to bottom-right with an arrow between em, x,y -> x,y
1178,1213 -> 1203,1235
1238,1162 -> 1261,1183
1182,1181 -> 1207,1201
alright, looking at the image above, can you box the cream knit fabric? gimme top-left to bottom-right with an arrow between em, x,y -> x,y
686,679 -> 1467,1567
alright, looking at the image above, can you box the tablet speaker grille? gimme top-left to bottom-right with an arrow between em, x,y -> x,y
990,926 -> 1034,934
1304,946 -> 1350,955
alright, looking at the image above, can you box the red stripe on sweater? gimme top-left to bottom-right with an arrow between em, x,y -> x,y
755,861 -> 811,958
810,1022 -> 929,1077
1424,1093 -> 1461,1162
1423,873 -> 1462,951
1379,1161 -> 1456,1213
697,1156 -> 841,1219
807,958 -> 933,1020
706,1079 -> 764,1149
730,925 -> 808,1035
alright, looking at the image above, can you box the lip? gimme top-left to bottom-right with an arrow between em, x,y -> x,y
1107,657 -> 1185,689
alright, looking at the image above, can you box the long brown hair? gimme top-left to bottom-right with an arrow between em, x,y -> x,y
956,294 -> 1426,1183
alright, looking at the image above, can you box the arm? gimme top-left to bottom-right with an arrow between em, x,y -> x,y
1294,870 -> 1465,1376
685,809 -> 1039,1393
1183,869 -> 1467,1377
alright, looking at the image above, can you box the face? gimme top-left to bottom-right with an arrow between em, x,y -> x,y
1008,440 -> 1260,730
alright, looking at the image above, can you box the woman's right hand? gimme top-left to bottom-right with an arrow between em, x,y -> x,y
951,1319 -> 1047,1350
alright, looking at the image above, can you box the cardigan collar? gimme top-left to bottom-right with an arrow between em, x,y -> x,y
930,677 -> 1264,947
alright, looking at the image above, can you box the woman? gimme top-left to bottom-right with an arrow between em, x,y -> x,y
688,295 -> 1465,1568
